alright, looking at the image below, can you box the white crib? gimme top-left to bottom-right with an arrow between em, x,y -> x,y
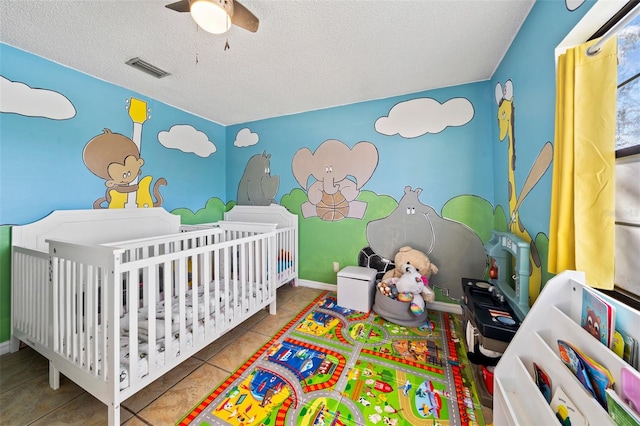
10,208 -> 278,425
224,204 -> 298,288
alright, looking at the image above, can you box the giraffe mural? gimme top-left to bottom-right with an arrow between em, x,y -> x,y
495,80 -> 553,303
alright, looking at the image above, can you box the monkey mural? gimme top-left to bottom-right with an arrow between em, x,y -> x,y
83,128 -> 166,209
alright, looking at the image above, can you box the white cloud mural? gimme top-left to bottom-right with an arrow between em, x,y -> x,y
375,97 -> 474,138
158,124 -> 217,157
0,76 -> 76,119
566,0 -> 585,11
234,127 -> 259,147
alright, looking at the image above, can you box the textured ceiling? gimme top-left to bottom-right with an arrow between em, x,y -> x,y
0,0 -> 534,125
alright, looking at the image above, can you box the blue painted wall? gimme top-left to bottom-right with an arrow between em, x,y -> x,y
0,0 -> 596,342
0,44 -> 228,225
226,82 -> 494,215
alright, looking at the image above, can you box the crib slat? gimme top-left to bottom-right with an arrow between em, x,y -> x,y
213,248 -> 221,337
127,269 -> 139,390
163,260 -> 172,363
202,251 -> 212,340
147,265 -> 157,378
177,256 -> 187,358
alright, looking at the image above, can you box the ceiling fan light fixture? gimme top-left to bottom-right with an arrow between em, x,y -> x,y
190,0 -> 232,34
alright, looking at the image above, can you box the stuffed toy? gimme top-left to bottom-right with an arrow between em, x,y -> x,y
382,246 -> 439,282
395,263 -> 429,315
382,246 -> 438,309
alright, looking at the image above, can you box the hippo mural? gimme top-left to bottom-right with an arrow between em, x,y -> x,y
366,186 -> 486,300
237,151 -> 279,206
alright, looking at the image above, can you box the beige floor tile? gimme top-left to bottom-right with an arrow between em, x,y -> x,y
275,283 -> 298,305
0,374 -> 84,426
249,305 -> 301,337
279,287 -> 324,313
236,308 -> 270,330
123,356 -> 203,414
192,325 -> 247,361
29,391 -> 134,426
136,363 -> 228,425
207,330 -> 271,373
122,415 -> 148,426
0,346 -> 48,391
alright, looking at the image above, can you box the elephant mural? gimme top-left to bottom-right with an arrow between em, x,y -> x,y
237,151 -> 280,206
292,139 -> 378,221
366,186 -> 486,300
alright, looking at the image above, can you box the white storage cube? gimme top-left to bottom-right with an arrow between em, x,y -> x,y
337,266 -> 378,312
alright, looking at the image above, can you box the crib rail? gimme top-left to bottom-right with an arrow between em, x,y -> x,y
46,241 -> 117,388
12,247 -> 51,349
41,227 -> 276,400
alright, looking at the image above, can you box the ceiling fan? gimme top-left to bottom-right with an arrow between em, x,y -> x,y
166,0 -> 259,34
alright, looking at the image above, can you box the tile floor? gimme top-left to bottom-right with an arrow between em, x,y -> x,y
0,284 -> 323,425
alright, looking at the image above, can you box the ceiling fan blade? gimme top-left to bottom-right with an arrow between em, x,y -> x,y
165,0 -> 190,13
232,0 -> 259,32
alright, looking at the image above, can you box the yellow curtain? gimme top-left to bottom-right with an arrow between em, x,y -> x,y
549,37 -> 617,289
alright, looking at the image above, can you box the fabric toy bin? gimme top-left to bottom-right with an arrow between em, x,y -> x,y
373,290 -> 428,327
337,266 -> 378,312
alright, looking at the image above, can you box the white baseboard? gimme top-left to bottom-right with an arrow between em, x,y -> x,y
297,279 -> 462,315
0,340 -> 12,356
297,279 -> 336,291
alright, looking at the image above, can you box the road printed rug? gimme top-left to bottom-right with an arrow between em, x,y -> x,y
179,291 -> 487,426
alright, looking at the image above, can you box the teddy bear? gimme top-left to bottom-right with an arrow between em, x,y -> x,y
382,246 -> 438,312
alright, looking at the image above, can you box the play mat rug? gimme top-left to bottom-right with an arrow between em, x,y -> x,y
179,291 -> 486,426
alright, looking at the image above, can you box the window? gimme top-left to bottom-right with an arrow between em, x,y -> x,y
611,7 -> 640,157
589,1 -> 640,307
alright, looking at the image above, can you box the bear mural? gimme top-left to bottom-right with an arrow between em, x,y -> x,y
366,186 -> 486,300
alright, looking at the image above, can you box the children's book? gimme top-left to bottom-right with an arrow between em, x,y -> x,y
612,331 -> 625,358
606,388 -> 640,426
558,339 -> 614,409
580,287 -> 615,348
619,329 -> 639,369
621,366 -> 640,419
533,362 -> 552,403
550,386 -> 588,426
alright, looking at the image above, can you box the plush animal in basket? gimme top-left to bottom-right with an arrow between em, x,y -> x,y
382,246 -> 438,311
395,263 -> 431,315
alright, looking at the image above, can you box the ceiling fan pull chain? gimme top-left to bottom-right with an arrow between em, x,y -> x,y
224,14 -> 230,50
195,24 -> 199,64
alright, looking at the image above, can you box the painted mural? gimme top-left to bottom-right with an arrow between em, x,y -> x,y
237,151 -> 279,206
0,75 -> 76,120
495,80 -> 553,302
82,98 -> 167,208
375,97 -> 474,137
292,140 -> 378,221
1,0 -> 594,346
366,186 -> 486,300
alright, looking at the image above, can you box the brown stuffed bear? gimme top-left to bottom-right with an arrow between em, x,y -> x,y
381,246 -> 438,304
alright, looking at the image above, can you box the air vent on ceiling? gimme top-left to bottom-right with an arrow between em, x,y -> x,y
126,57 -> 170,78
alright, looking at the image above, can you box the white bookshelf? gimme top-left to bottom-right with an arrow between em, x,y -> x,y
493,270 -> 640,425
